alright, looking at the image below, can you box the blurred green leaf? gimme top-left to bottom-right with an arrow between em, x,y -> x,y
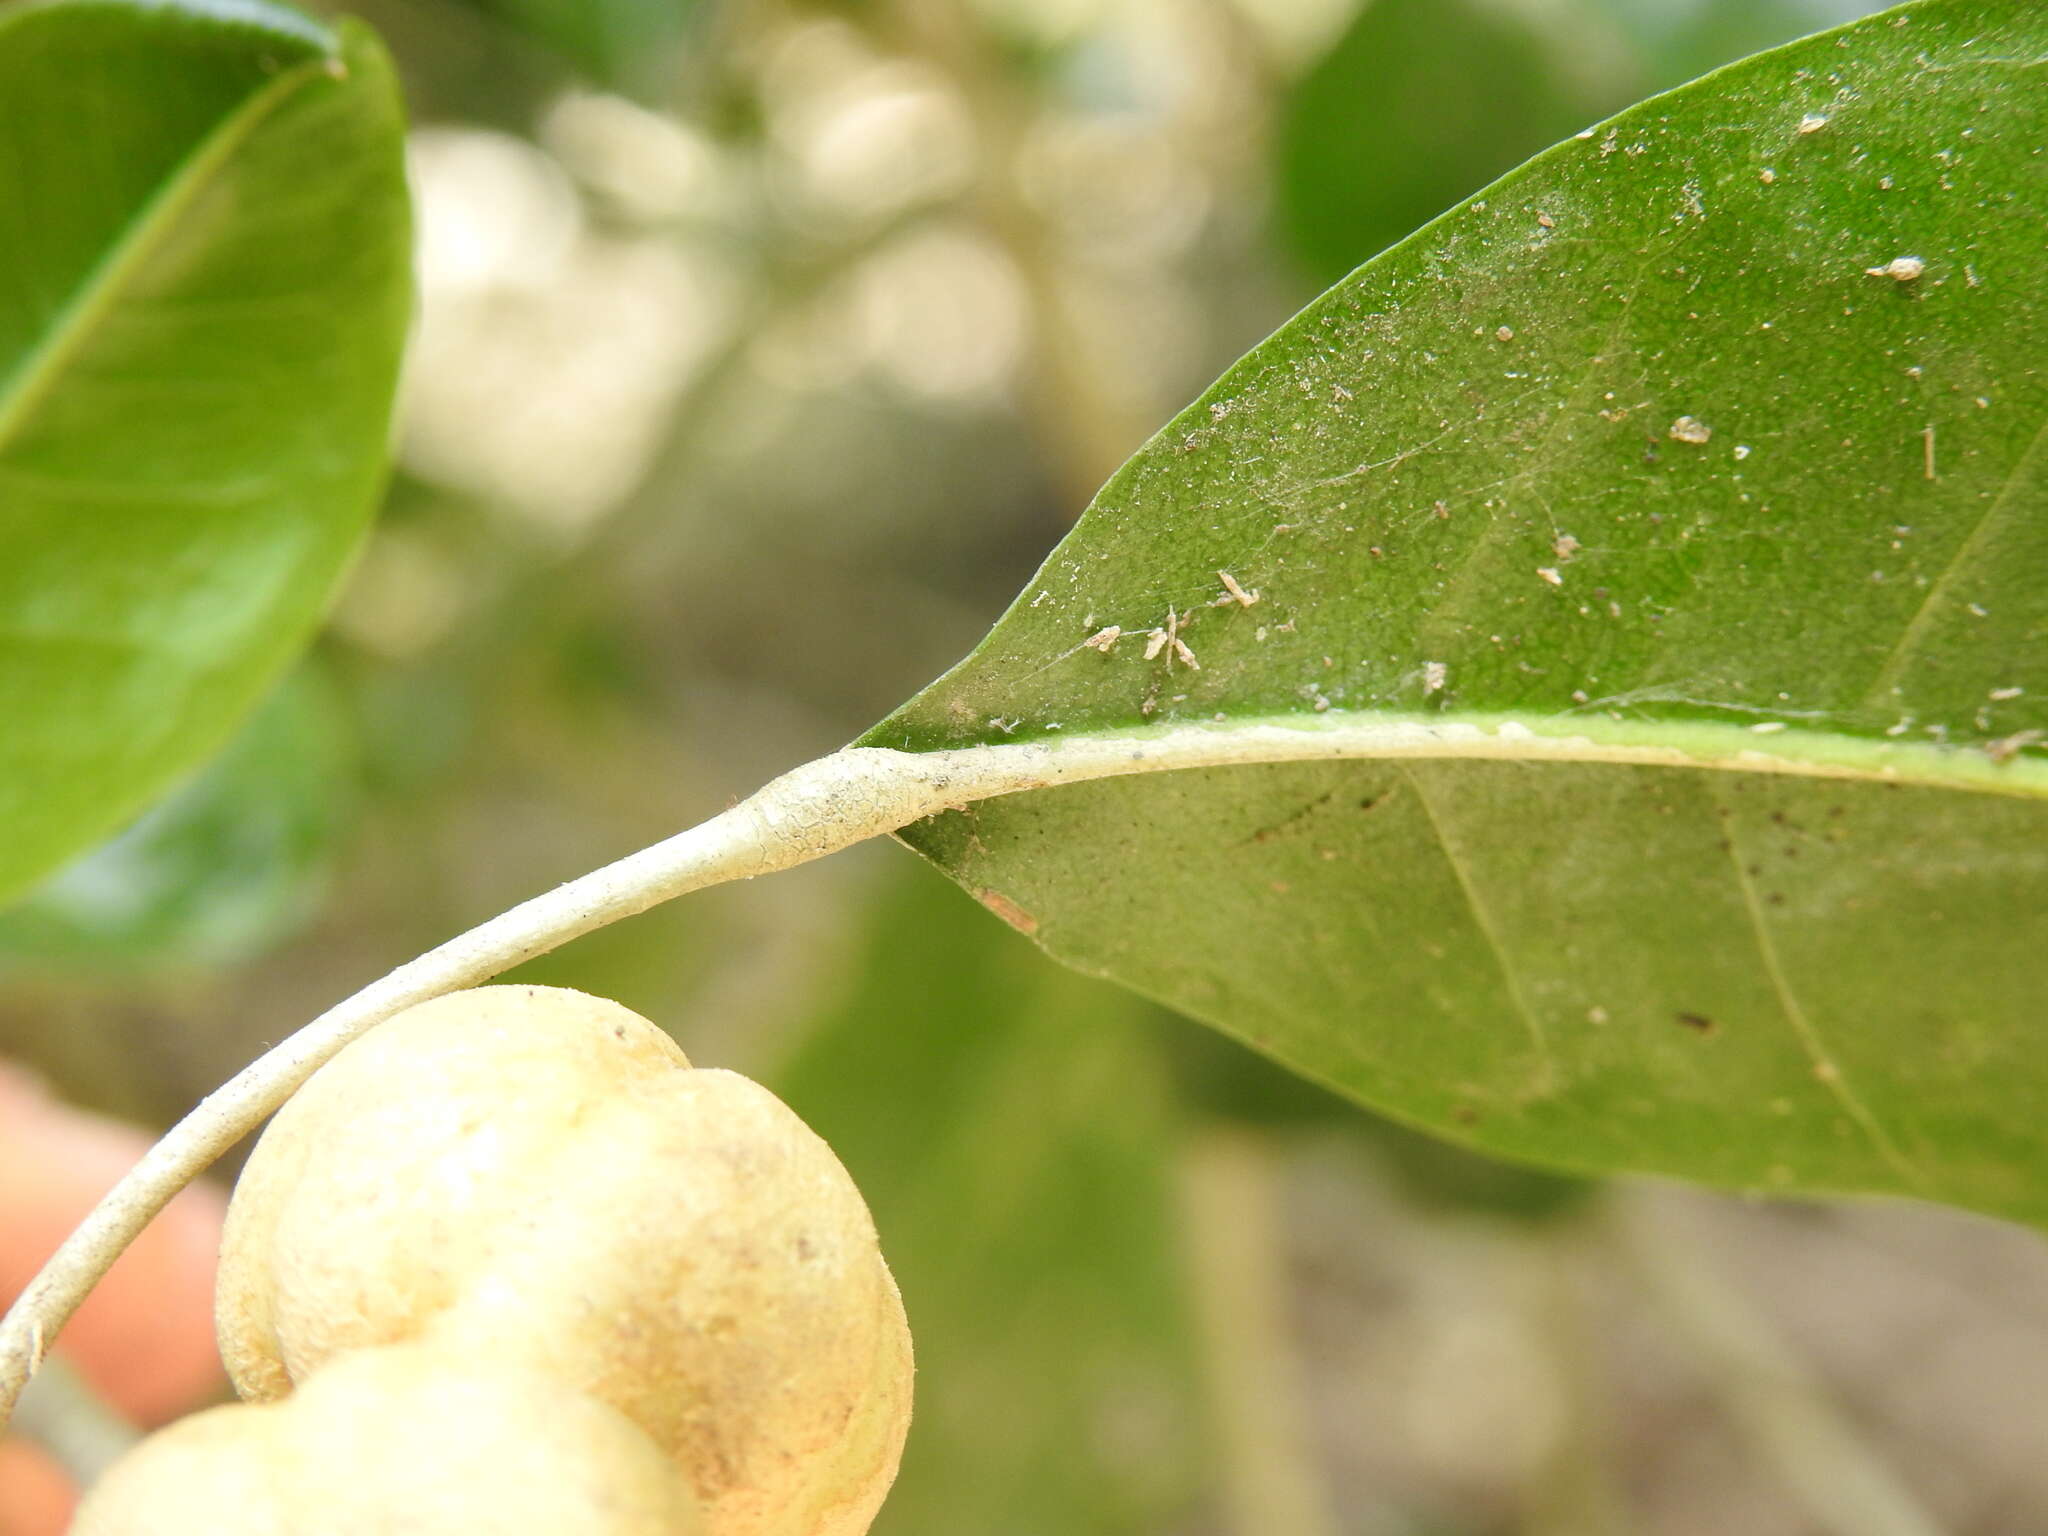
1276,0 -> 1614,288
461,0 -> 697,101
0,663 -> 355,970
0,0 -> 411,908
1166,1027 -> 1594,1224
870,2 -> 2048,1224
1596,0 -> 1890,85
775,866 -> 1207,1536
1277,0 -> 1899,290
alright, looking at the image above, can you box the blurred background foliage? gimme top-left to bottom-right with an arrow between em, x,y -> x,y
7,0 -> 2048,1531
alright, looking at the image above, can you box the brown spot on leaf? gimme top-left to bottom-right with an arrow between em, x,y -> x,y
1675,1012 -> 1716,1034
976,889 -> 1039,935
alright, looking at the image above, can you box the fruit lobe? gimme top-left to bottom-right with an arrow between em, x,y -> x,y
215,985 -> 913,1536
70,1342 -> 704,1535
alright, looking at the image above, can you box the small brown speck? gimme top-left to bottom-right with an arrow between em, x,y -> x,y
1676,1012 -> 1716,1034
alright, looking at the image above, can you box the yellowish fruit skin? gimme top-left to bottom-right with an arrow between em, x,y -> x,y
70,1343 -> 703,1534
215,986 -> 913,1536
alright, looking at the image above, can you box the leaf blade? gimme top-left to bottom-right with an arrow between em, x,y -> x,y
0,0 -> 411,905
868,0 -> 2048,1222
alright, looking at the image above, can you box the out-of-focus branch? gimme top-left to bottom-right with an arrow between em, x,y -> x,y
1614,1190 -> 1945,1536
1180,1128 -> 1341,1536
10,1354 -> 139,1488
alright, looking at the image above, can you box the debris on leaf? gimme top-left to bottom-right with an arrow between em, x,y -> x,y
1216,571 -> 1260,608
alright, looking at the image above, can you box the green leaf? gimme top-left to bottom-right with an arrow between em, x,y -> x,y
0,661 -> 355,970
1598,0 -> 1891,85
866,1 -> 2048,1224
462,0 -> 698,101
1166,1025 -> 1595,1224
775,867 -> 1207,1536
1276,0 -> 1615,289
1276,0 -> 1902,290
0,0 -> 411,908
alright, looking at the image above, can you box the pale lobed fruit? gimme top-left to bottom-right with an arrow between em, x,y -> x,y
70,1342 -> 703,1534
215,985 -> 913,1536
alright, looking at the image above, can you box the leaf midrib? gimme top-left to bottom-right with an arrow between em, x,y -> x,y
890,710 -> 2048,804
0,44 -> 335,461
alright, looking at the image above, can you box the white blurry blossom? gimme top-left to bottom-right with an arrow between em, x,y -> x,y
1015,114 -> 1209,263
400,128 -> 736,535
761,23 -> 976,228
736,221 -> 1026,408
1222,0 -> 1362,69
968,0 -> 1112,48
414,129 -> 578,293
542,92 -> 732,225
851,225 -> 1027,405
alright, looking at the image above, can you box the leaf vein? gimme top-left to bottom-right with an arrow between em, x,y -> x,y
1399,765 -> 1555,1089
1711,788 -> 1926,1191
1860,409 -> 2048,711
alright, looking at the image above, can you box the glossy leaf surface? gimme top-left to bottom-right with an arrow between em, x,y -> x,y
868,1 -> 2048,1224
0,0 -> 410,905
